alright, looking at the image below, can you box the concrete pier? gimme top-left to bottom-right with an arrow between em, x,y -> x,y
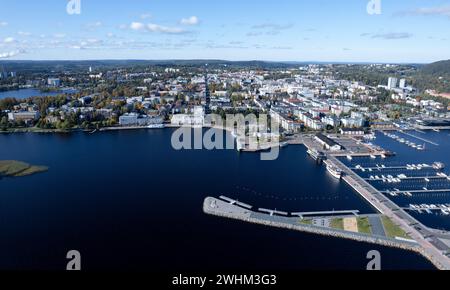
203,197 -> 433,265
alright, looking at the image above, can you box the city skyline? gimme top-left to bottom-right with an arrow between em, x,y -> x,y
0,0 -> 450,63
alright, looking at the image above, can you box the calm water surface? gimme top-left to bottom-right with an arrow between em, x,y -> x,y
0,129 -> 435,270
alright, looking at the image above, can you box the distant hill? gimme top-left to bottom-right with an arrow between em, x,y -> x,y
0,59 -> 296,73
421,60 -> 450,76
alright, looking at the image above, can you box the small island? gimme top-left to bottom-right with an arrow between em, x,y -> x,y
0,160 -> 48,178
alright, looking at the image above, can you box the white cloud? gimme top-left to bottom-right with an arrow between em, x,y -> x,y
370,32 -> 413,40
0,21 -> 8,27
140,13 -> 152,20
180,16 -> 199,26
0,50 -> 22,58
18,31 -> 32,36
251,23 -> 294,30
410,5 -> 450,18
3,37 -> 15,43
130,22 -> 145,31
247,22 -> 294,37
130,22 -> 186,34
53,33 -> 67,38
85,21 -> 103,30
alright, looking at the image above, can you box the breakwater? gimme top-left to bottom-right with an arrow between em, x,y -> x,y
203,197 -> 448,270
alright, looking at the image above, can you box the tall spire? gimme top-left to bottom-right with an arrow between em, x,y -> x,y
204,64 -> 211,114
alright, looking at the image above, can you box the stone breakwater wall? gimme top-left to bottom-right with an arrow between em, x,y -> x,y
203,197 -> 446,270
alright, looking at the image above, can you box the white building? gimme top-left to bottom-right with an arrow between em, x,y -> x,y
171,106 -> 205,126
119,113 -> 163,126
315,134 -> 342,151
8,111 -> 40,122
47,78 -> 61,87
341,117 -> 364,128
322,116 -> 339,127
388,77 -> 398,90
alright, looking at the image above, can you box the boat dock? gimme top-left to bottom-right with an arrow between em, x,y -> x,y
365,175 -> 448,181
398,130 -> 440,146
404,204 -> 450,215
380,189 -> 450,194
350,164 -> 436,171
258,208 -> 289,216
219,196 -> 253,209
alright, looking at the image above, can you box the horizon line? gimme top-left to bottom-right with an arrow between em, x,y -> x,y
0,58 -> 443,65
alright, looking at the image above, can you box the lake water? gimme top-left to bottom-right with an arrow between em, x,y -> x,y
0,129 -> 434,270
0,88 -> 77,100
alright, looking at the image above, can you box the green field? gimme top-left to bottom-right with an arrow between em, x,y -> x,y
299,219 -> 313,225
356,217 -> 372,234
381,216 -> 410,239
0,160 -> 48,178
330,218 -> 344,230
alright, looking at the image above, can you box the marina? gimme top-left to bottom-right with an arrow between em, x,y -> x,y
382,131 -> 427,151
296,129 -> 450,269
405,204 -> 450,216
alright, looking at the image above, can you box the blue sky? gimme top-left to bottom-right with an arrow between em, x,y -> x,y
0,0 -> 449,63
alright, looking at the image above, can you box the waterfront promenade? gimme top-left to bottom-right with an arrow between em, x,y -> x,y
203,197 -> 423,262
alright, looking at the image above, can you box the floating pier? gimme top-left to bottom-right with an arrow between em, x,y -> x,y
219,196 -> 253,209
258,208 -> 289,216
405,204 -> 450,216
381,189 -> 450,195
399,130 -> 440,146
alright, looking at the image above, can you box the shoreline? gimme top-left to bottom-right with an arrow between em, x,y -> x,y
1,124 -> 449,135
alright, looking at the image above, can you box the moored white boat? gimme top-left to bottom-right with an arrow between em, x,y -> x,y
147,124 -> 165,129
326,164 -> 343,180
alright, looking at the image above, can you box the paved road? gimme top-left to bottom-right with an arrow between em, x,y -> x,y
368,215 -> 386,237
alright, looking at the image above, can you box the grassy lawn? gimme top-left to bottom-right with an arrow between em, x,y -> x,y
0,160 -> 48,177
330,218 -> 344,230
357,217 -> 372,234
299,219 -> 312,225
381,216 -> 410,239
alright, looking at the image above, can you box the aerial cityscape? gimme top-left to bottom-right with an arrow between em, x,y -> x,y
1,0 -> 450,281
